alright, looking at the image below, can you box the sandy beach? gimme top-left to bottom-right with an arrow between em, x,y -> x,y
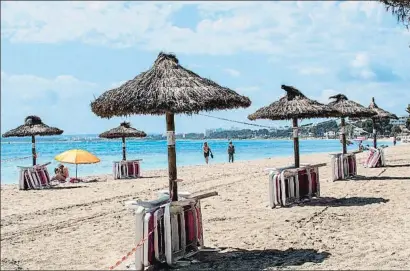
1,144 -> 409,270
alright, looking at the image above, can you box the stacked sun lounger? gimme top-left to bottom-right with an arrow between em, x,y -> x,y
364,147 -> 386,168
127,193 -> 204,270
330,152 -> 357,181
268,164 -> 323,208
113,159 -> 142,179
18,164 -> 51,190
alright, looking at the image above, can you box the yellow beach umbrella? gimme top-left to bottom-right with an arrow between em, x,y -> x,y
55,149 -> 100,179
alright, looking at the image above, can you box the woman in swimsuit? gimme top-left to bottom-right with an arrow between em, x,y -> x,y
203,142 -> 212,164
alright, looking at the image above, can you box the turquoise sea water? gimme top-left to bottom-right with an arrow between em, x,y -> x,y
0,135 -> 393,184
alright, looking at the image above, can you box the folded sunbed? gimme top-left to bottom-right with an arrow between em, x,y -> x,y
127,195 -> 204,270
17,163 -> 51,190
113,159 -> 142,179
268,165 -> 321,208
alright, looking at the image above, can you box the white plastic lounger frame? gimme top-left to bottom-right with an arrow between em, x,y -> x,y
331,153 -> 358,181
113,159 -> 142,179
132,203 -> 168,271
18,165 -> 51,190
268,165 -> 320,208
364,147 -> 385,168
128,195 -> 205,270
164,199 -> 203,266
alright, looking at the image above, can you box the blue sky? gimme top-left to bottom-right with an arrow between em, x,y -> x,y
1,1 -> 409,135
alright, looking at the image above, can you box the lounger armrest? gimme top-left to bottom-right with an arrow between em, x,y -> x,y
135,196 -> 170,209
35,162 -> 51,167
264,165 -> 295,172
17,162 -> 51,169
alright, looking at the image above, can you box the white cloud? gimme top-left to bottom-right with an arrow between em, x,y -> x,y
1,1 -> 408,58
1,71 -> 102,134
350,52 -> 370,68
1,71 -> 97,100
313,89 -> 339,104
223,68 -> 240,77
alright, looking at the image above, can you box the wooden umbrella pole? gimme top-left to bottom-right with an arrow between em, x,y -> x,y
76,164 -> 78,179
122,136 -> 126,161
341,117 -> 347,154
293,118 -> 300,168
166,112 -> 178,201
372,118 -> 377,148
32,135 -> 36,166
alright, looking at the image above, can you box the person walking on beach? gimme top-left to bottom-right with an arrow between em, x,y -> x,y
227,141 -> 235,163
203,142 -> 213,164
393,136 -> 397,146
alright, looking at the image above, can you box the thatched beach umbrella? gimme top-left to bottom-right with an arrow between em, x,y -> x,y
99,121 -> 147,161
368,97 -> 398,148
2,116 -> 63,166
328,94 -> 377,154
248,85 -> 341,168
91,52 -> 251,201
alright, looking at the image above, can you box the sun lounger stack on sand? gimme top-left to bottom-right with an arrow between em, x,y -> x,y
330,152 -> 357,181
267,163 -> 325,208
17,163 -> 51,190
113,159 -> 142,179
364,147 -> 386,168
126,191 -> 215,270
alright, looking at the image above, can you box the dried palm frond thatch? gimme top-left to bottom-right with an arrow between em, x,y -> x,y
2,115 -> 63,137
91,52 -> 251,201
91,52 -> 251,118
248,85 -> 340,121
368,97 -> 398,148
99,122 -> 146,139
369,97 -> 398,120
328,94 -> 377,119
380,0 -> 410,28
328,94 -> 376,154
99,122 -> 147,161
2,116 -> 63,166
248,85 -> 341,168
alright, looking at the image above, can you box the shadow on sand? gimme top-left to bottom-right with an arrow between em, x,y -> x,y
151,248 -> 330,271
354,175 -> 410,181
384,164 -> 410,168
46,185 -> 86,190
298,196 -> 389,207
139,175 -> 166,179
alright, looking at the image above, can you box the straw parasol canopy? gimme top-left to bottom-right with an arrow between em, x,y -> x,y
3,115 -> 63,137
99,121 -> 146,139
2,116 -> 63,166
328,94 -> 377,154
91,52 -> 251,117
248,85 -> 341,168
99,121 -> 147,161
368,97 -> 398,148
369,97 -> 398,120
248,85 -> 340,121
91,52 -> 251,201
328,94 -> 377,119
